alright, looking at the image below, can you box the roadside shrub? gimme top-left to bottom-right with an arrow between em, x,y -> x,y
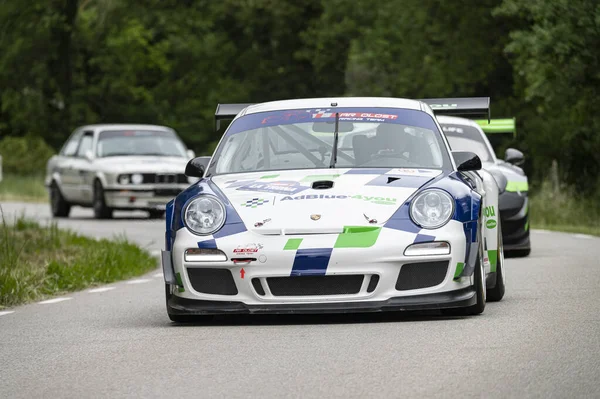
0,135 -> 55,176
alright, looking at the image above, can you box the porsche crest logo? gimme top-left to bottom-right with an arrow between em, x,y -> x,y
310,214 -> 321,221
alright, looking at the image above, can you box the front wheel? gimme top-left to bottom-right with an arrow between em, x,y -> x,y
50,182 -> 71,218
488,225 -> 506,302
93,180 -> 113,219
445,245 -> 486,316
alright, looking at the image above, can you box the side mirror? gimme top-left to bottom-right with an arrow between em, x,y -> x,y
505,148 -> 524,166
84,150 -> 94,162
453,151 -> 482,172
186,149 -> 195,159
185,156 -> 211,178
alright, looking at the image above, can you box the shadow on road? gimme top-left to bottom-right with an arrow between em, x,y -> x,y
164,311 -> 468,327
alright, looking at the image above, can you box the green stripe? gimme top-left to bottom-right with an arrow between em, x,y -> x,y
488,250 -> 498,272
334,226 -> 381,248
175,272 -> 185,292
284,238 -> 303,250
505,181 -> 529,192
524,219 -> 529,231
454,262 -> 465,279
260,174 -> 280,179
301,174 -> 340,182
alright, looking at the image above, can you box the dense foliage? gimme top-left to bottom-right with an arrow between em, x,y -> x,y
0,0 -> 598,192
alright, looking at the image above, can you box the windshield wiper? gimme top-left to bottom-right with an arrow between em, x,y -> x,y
329,112 -> 340,168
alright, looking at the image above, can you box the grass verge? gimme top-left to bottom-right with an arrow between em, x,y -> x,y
0,212 -> 157,308
530,181 -> 600,237
0,174 -> 47,202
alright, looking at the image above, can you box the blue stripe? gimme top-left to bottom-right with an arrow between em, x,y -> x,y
383,203 -> 421,233
165,200 -> 174,251
413,234 -> 435,243
290,248 -> 333,276
197,239 -> 217,249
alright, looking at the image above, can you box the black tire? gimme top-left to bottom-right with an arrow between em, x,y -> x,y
165,283 -> 200,323
445,245 -> 486,316
148,210 -> 165,219
50,182 -> 71,218
488,225 -> 506,302
509,247 -> 531,257
93,180 -> 113,219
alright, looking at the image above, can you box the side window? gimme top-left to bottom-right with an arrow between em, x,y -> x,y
61,131 -> 82,156
76,132 -> 94,157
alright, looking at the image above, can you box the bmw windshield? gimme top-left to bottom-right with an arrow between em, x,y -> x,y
208,108 -> 452,175
97,130 -> 187,158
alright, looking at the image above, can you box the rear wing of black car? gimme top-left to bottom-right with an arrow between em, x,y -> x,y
215,103 -> 254,130
420,97 -> 490,122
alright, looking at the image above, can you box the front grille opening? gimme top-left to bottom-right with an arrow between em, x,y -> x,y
367,275 -> 380,293
396,261 -> 449,291
252,278 -> 266,296
187,268 -> 238,295
267,275 -> 364,296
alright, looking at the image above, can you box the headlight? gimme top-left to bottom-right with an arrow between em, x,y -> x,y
410,189 -> 454,229
118,175 -> 130,184
131,173 -> 143,185
184,195 -> 226,235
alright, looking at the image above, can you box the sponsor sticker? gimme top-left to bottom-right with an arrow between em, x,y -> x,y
236,181 -> 309,195
486,219 -> 497,229
233,243 -> 263,254
280,194 -> 397,205
240,198 -> 270,208
484,206 -> 496,217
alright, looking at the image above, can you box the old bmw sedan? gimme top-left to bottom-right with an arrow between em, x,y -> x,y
46,124 -> 196,219
162,97 -> 506,321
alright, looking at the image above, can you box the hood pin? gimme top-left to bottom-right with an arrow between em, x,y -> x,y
254,218 -> 271,228
363,213 -> 378,224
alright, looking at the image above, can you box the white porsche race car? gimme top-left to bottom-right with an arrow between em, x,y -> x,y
161,97 -> 505,321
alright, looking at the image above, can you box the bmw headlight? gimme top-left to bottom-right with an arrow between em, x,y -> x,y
131,173 -> 143,185
410,189 -> 454,229
184,195 -> 226,235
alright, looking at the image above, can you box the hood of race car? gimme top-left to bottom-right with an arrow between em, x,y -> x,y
211,168 -> 443,233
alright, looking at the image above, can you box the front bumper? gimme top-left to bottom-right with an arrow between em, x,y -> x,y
166,286 -> 476,315
499,191 -> 530,251
104,185 -> 187,210
164,220 -> 476,314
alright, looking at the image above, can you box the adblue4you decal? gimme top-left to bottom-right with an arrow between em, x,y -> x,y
280,194 -> 397,205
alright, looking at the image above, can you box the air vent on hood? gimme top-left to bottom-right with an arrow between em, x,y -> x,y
312,180 -> 334,190
387,177 -> 400,184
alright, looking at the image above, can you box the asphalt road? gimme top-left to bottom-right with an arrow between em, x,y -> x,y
1,201 -> 599,398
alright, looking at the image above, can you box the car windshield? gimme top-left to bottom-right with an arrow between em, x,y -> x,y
209,107 -> 452,175
441,124 -> 494,163
97,130 -> 187,157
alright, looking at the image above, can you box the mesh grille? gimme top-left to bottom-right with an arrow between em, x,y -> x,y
187,268 -> 238,295
267,275 -> 364,296
396,261 -> 448,291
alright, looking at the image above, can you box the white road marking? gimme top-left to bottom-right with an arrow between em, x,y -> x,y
153,272 -> 163,278
0,310 -> 15,317
126,279 -> 151,285
88,287 -> 116,293
38,297 -> 72,305
574,233 -> 594,240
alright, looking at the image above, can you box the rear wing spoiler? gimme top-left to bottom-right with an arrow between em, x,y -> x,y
420,97 -> 490,122
215,103 -> 254,130
474,118 -> 516,137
